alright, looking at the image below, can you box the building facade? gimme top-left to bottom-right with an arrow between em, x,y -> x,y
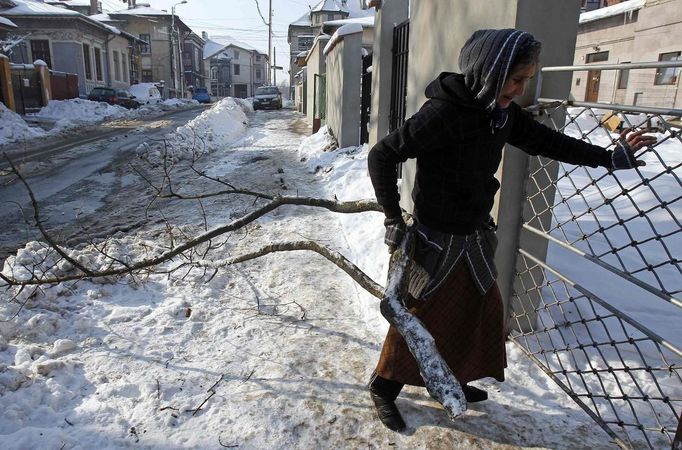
203,35 -> 269,98
183,32 -> 206,91
0,0 -> 140,96
92,4 -> 193,98
571,0 -> 682,109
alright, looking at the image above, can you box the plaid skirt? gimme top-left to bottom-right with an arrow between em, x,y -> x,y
374,261 -> 506,386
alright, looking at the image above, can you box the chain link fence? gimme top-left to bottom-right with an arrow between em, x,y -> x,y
509,62 -> 682,449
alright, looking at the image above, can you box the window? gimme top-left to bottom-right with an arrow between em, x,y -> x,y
234,64 -> 240,75
30,40 -> 52,68
83,43 -> 92,80
586,51 -> 608,63
655,51 -> 681,85
298,36 -> 314,51
255,54 -> 261,62
327,13 -> 334,21
122,54 -> 128,83
234,50 -> 240,60
256,69 -> 261,79
139,34 -> 151,54
113,50 -> 121,81
617,63 -> 630,89
94,47 -> 103,81
142,69 -> 153,82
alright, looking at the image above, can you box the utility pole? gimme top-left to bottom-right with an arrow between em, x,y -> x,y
273,47 -> 276,87
268,0 -> 272,85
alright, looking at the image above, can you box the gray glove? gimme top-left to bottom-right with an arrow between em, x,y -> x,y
384,217 -> 406,253
611,140 -> 645,170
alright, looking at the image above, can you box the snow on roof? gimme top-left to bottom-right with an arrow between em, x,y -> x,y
291,0 -> 372,27
105,5 -> 172,16
324,15 -> 374,27
323,22 -> 362,55
0,0 -> 81,16
0,15 -> 17,27
290,11 -> 310,27
579,0 -> 646,24
203,36 -> 264,60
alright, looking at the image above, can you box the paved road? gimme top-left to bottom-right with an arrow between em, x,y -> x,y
0,106 -> 208,259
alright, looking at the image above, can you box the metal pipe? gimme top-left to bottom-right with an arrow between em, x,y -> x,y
522,223 -> 682,309
518,248 -> 682,359
541,61 -> 682,72
537,97 -> 682,117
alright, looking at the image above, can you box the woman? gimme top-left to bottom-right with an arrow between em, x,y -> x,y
366,29 -> 655,431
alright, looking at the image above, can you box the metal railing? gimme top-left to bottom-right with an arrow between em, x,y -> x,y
510,61 -> 682,449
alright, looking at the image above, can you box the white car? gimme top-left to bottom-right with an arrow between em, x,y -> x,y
128,83 -> 163,105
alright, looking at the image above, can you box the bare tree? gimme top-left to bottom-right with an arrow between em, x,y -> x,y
0,142 -> 467,418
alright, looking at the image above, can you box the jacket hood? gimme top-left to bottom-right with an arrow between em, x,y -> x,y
424,72 -> 480,110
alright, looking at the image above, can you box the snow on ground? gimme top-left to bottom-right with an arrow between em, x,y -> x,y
0,98 -> 199,148
0,103 -> 45,145
136,97 -> 250,164
0,103 -> 630,449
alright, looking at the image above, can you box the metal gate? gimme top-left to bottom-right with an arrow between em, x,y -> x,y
360,53 -> 373,144
511,60 -> 682,450
11,70 -> 42,115
389,20 -> 409,133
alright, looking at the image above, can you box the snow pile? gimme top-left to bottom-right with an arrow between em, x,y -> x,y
35,98 -> 129,126
0,103 -> 46,145
137,97 -> 249,163
160,98 -> 199,110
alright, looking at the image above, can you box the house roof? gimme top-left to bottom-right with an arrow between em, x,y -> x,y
89,5 -> 191,32
0,0 -> 133,37
0,14 -> 16,27
0,0 -> 81,16
290,11 -> 310,27
579,0 -> 646,24
291,0 -> 372,27
203,35 -> 264,60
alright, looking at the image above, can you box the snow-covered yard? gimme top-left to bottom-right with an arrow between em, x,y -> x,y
0,99 -> 676,449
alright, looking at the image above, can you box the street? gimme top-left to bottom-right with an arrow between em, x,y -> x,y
0,105 -> 216,259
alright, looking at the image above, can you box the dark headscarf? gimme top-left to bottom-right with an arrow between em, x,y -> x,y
458,29 -> 538,113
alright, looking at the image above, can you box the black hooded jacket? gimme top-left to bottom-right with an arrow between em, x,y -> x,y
368,72 -> 612,235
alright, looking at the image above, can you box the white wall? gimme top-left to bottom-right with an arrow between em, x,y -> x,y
325,31 -> 362,148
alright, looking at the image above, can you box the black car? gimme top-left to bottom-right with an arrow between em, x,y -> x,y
88,87 -> 140,109
253,86 -> 282,110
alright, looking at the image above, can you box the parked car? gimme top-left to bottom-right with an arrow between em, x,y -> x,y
87,87 -> 140,109
192,87 -> 211,104
128,83 -> 163,105
253,86 -> 282,110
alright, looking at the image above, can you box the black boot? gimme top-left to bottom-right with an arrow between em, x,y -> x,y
368,373 -> 406,431
462,384 -> 488,403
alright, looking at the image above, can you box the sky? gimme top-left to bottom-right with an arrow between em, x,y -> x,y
100,0 -> 317,87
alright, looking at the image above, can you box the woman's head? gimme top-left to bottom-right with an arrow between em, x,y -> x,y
458,29 -> 542,111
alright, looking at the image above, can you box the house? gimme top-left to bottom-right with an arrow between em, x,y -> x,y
91,3 -> 193,98
202,34 -> 268,98
287,0 -> 373,100
571,0 -> 682,109
0,0 -> 142,96
183,31 -> 206,92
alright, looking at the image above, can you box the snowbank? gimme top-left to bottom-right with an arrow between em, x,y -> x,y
137,97 -> 249,163
35,98 -> 129,129
0,103 -> 46,145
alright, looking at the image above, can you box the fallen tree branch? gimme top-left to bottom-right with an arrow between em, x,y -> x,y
1,196 -> 382,287
195,240 -> 383,299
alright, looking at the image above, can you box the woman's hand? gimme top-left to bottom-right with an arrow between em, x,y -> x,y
611,128 -> 657,170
